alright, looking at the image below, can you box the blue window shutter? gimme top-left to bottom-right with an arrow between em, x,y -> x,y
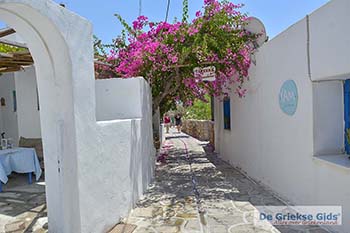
344,80 -> 350,154
223,98 -> 231,130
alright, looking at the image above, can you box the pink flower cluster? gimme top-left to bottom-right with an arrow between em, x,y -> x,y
132,15 -> 148,30
99,0 -> 257,106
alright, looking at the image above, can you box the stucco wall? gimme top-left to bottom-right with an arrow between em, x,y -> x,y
80,77 -> 155,232
0,66 -> 41,144
95,77 -> 145,120
15,66 -> 42,139
0,72 -> 19,143
214,0 -> 350,232
0,1 -> 155,232
309,0 -> 350,81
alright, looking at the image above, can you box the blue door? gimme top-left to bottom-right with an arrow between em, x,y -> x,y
344,80 -> 350,154
223,97 -> 231,130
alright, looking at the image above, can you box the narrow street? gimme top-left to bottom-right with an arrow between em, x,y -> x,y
124,131 -> 329,233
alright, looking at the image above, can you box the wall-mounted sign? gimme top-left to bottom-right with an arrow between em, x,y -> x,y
193,66 -> 216,81
279,80 -> 298,116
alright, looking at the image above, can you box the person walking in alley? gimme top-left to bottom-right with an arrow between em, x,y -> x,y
170,114 -> 175,128
175,113 -> 182,133
163,113 -> 171,133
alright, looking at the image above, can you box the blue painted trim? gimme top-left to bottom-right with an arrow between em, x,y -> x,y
344,80 -> 350,154
28,172 -> 32,184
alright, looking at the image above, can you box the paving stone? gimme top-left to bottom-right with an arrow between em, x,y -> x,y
232,201 -> 256,212
0,174 -> 47,232
306,226 -> 330,233
183,219 -> 201,232
273,226 -> 303,233
207,214 -> 244,227
0,202 -> 8,207
175,212 -> 198,219
228,224 -> 272,233
4,199 -> 26,204
153,225 -> 180,233
0,193 -> 21,199
4,220 -> 25,233
132,207 -> 163,218
33,229 -> 48,233
133,227 -> 156,233
108,223 -> 137,233
209,224 -> 228,233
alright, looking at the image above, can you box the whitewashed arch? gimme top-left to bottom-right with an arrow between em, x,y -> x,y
0,1 -> 155,233
0,1 -> 96,232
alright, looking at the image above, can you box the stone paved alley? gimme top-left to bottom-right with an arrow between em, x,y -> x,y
0,132 -> 332,233
0,174 -> 47,233
124,132 -> 330,233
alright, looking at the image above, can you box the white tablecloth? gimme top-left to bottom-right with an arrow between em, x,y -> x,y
0,147 -> 42,183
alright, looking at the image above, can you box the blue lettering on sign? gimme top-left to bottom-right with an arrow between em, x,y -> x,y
279,80 -> 298,116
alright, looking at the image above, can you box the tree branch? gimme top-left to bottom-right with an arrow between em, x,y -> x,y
153,68 -> 181,111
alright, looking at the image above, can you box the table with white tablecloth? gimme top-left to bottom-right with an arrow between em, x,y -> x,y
0,147 -> 42,192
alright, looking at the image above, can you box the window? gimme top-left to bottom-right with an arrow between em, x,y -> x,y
312,81 -> 343,155
312,80 -> 350,169
223,97 -> 231,130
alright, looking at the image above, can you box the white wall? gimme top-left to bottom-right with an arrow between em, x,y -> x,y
15,66 -> 41,139
214,0 -> 350,232
88,77 -> 155,232
0,72 -> 19,143
309,0 -> 350,81
0,66 -> 41,144
95,77 -> 144,120
0,1 -> 155,232
0,33 -> 41,143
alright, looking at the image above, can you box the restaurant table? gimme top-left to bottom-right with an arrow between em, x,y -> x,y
0,147 -> 42,192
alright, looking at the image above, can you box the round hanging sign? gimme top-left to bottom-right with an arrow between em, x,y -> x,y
279,80 -> 298,116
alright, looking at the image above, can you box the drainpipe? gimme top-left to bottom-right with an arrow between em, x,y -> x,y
306,15 -> 312,81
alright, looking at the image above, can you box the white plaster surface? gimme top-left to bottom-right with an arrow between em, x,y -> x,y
15,66 -> 42,139
309,0 -> 350,81
0,65 -> 41,144
95,77 -> 145,120
214,1 -> 350,232
0,1 -> 155,233
91,77 -> 155,232
0,72 -> 18,142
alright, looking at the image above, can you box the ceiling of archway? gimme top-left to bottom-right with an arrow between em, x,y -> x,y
0,27 -> 110,76
0,27 -> 33,73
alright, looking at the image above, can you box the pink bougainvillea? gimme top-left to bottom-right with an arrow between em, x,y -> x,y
95,0 -> 258,112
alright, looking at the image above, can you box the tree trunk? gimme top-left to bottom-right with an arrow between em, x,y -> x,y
152,107 -> 161,149
152,68 -> 181,112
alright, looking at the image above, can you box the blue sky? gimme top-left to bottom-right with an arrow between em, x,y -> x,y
55,0 -> 330,43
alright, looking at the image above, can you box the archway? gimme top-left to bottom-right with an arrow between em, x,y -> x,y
0,1 -> 95,232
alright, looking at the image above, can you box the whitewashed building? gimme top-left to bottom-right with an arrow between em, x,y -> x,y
214,0 -> 350,232
0,66 -> 41,143
0,1 -> 155,232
